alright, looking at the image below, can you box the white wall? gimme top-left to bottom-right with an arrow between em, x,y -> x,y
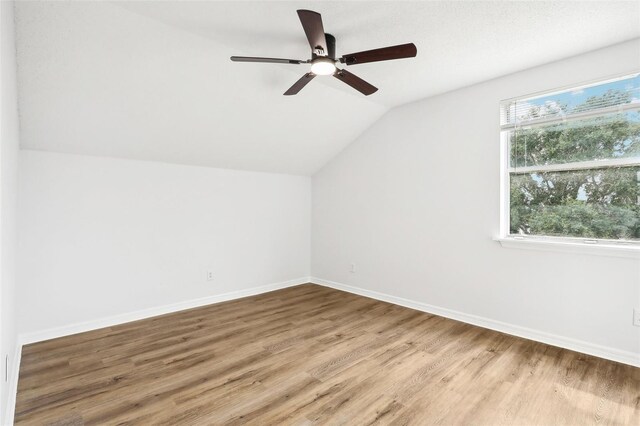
0,0 -> 20,421
312,39 -> 640,360
18,151 -> 310,335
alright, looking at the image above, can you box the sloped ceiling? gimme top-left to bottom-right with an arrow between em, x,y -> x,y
15,1 -> 640,175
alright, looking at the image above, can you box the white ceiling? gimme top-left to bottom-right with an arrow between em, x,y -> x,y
15,1 -> 640,175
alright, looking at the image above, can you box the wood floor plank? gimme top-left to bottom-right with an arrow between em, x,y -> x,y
14,284 -> 640,425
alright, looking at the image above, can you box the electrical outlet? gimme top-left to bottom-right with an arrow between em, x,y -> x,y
350,263 -> 356,273
207,271 -> 214,281
633,308 -> 640,327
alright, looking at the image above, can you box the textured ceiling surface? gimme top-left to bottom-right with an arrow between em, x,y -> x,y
15,1 -> 640,175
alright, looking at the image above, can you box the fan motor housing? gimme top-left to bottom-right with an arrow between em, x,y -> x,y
314,33 -> 336,59
325,33 -> 336,59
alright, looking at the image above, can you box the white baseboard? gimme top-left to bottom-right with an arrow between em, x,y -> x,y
19,277 -> 311,345
3,342 -> 21,426
311,277 -> 640,368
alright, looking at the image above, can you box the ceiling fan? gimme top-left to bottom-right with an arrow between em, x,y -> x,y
230,10 -> 417,96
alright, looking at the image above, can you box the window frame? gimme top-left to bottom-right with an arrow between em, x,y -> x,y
497,71 -> 640,258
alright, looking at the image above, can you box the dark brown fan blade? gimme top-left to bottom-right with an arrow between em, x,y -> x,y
283,73 -> 316,96
340,43 -> 417,65
333,69 -> 378,96
230,56 -> 305,64
297,10 -> 328,55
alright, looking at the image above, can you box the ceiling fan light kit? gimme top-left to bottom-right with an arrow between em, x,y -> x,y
230,10 -> 417,96
310,57 -> 336,75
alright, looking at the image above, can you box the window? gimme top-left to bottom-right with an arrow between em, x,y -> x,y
499,73 -> 640,250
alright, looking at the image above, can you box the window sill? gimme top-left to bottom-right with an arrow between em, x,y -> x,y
493,237 -> 640,259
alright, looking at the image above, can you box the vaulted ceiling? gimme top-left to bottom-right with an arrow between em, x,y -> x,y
15,1 -> 640,175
